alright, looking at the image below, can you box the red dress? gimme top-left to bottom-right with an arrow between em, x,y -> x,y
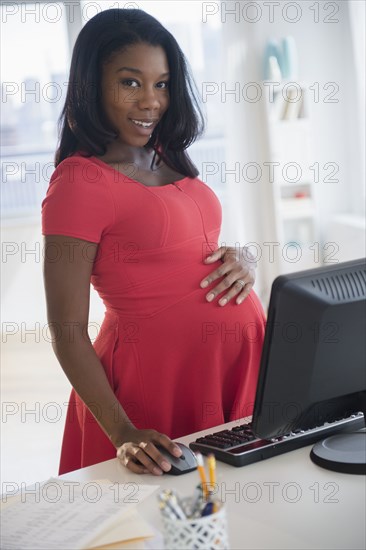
41,152 -> 266,475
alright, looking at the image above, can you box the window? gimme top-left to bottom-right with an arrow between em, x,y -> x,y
1,1 -> 70,218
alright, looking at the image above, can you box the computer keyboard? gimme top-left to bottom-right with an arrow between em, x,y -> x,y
189,413 -> 365,467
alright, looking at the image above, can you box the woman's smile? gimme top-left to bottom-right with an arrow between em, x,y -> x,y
129,117 -> 159,134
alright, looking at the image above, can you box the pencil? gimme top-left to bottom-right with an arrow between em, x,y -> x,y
207,453 -> 216,490
195,452 -> 208,500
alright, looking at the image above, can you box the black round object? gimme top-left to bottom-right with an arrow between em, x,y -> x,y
310,432 -> 366,475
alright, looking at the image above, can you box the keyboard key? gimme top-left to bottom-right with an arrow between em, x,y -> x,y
196,438 -> 233,449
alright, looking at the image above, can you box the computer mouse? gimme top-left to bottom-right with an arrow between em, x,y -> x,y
156,443 -> 198,475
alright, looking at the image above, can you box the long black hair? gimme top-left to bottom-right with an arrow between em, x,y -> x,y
55,8 -> 205,177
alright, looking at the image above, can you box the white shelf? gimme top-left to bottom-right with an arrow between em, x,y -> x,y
263,80 -> 321,277
281,211 -> 315,220
280,198 -> 314,216
280,180 -> 313,188
270,117 -> 310,128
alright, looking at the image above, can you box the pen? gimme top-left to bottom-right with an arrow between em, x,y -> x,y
189,484 -> 204,518
201,500 -> 214,516
195,452 -> 209,501
158,490 -> 187,520
168,489 -> 188,519
158,500 -> 177,520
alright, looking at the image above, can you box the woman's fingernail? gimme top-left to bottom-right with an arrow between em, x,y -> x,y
173,446 -> 182,456
153,467 -> 163,475
237,298 -> 243,304
206,293 -> 214,302
201,280 -> 208,288
219,298 -> 227,306
161,460 -> 171,471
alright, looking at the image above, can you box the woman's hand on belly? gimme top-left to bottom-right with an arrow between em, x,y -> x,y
116,426 -> 182,476
200,245 -> 257,306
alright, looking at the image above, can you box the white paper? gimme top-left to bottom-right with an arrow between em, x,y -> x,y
87,506 -> 155,549
1,477 -> 159,550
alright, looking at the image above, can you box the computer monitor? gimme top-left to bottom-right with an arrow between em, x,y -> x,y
251,258 -> 366,474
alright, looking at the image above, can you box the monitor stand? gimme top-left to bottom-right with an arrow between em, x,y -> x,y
310,429 -> 366,475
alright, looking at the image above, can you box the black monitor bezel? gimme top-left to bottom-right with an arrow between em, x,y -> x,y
251,258 -> 366,440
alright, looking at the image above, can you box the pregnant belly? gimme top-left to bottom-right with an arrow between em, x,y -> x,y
94,286 -> 266,437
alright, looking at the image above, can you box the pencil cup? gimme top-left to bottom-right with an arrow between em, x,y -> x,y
161,497 -> 229,549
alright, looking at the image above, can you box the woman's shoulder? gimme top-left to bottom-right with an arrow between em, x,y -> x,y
54,150 -> 97,170
50,151 -> 109,186
44,151 -> 115,215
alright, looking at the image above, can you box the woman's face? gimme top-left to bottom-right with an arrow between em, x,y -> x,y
100,42 -> 170,147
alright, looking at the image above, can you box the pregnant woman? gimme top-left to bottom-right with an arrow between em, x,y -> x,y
41,8 -> 266,476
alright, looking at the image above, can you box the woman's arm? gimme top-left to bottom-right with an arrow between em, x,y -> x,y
42,234 -> 181,474
42,234 -> 133,448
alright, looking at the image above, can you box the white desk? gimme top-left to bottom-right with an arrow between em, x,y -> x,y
59,418 -> 366,549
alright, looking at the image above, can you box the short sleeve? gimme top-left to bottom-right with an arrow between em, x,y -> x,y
41,157 -> 115,243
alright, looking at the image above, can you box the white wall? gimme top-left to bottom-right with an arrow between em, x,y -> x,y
217,0 -> 365,301
1,221 -> 105,340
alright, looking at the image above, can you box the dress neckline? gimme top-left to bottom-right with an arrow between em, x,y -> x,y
88,155 -> 190,189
